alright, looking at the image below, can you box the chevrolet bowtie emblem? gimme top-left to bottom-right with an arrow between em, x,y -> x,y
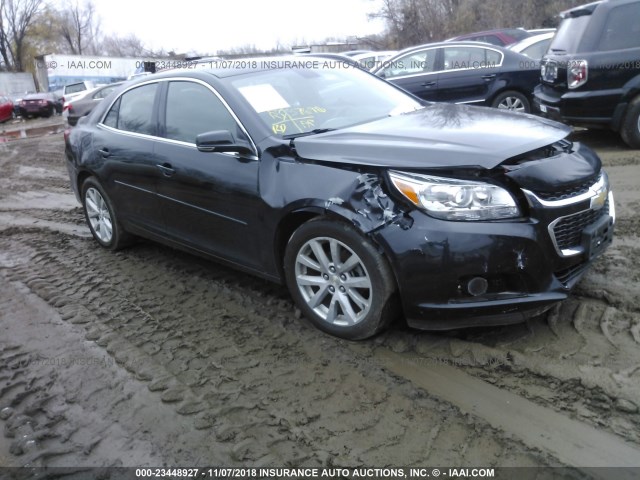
590,186 -> 607,210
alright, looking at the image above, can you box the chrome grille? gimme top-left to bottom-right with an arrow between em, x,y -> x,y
552,200 -> 609,251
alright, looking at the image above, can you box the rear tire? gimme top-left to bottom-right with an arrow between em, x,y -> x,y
284,218 -> 399,340
491,91 -> 531,113
621,96 -> 640,149
81,177 -> 132,250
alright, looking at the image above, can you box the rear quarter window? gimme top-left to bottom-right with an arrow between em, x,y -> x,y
598,3 -> 640,51
65,83 -> 87,95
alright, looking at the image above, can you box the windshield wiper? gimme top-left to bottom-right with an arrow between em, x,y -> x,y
283,128 -> 336,140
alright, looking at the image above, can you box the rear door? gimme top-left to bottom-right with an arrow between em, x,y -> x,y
587,1 -> 640,110
94,82 -> 165,234
437,46 -> 503,104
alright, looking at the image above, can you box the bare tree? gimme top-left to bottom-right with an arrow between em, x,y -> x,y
371,0 -> 452,49
0,0 -> 44,71
373,0 -> 588,48
58,0 -> 100,55
101,34 -> 147,57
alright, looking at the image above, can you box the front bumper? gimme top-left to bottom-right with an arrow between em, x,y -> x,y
374,188 -> 614,330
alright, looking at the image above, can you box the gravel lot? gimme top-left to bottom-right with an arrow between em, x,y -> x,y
0,116 -> 639,476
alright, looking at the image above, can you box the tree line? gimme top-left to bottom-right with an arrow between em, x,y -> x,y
1,0 -> 589,74
370,0 -> 586,49
0,0 -> 167,73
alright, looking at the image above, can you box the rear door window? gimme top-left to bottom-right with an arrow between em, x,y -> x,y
381,49 -> 437,78
443,47 -> 502,70
103,83 -> 158,135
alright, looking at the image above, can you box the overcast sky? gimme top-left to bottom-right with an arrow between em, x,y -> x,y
94,0 -> 386,54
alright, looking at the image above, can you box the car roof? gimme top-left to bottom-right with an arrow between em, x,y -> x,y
351,51 -> 397,60
23,92 -> 53,98
395,41 -> 508,55
450,28 -> 530,37
509,32 -> 555,51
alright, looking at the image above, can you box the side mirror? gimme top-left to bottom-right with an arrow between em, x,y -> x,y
196,130 -> 253,155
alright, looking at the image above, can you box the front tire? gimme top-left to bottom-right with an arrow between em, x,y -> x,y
81,177 -> 131,250
491,91 -> 530,113
621,96 -> 640,149
284,218 -> 398,340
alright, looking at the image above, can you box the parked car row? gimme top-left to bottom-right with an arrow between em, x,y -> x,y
364,0 -> 640,148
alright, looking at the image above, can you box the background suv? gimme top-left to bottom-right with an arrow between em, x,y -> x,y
534,0 -> 640,148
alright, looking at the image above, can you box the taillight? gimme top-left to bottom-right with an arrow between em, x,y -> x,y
568,60 -> 588,89
39,100 -> 47,105
63,128 -> 71,142
64,104 -> 72,112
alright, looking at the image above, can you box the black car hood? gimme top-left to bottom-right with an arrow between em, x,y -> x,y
293,103 -> 571,170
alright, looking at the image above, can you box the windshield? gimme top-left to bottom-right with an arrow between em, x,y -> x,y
227,64 -> 422,138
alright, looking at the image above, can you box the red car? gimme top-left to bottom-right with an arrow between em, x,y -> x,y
447,28 -> 532,47
0,95 -> 14,122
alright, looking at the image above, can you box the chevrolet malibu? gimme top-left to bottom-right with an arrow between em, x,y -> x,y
64,58 -> 615,340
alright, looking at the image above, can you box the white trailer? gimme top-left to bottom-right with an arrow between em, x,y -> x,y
34,54 -> 164,91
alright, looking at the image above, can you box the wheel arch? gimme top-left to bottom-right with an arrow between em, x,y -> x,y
76,170 -> 94,198
273,205 -> 404,299
490,87 -> 532,105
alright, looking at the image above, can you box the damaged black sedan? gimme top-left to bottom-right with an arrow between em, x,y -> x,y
64,58 -> 615,340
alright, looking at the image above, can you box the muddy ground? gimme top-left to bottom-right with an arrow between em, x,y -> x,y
0,116 -> 639,477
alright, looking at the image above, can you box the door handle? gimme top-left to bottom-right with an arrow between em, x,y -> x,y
98,148 -> 110,158
421,81 -> 436,87
156,163 -> 175,177
481,74 -> 496,81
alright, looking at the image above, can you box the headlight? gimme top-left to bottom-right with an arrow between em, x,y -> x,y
389,171 -> 520,221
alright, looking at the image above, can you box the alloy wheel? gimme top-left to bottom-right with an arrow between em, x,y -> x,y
294,237 -> 372,327
497,96 -> 526,112
85,187 -> 113,243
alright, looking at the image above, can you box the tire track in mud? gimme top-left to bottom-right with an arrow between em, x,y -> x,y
0,279 -> 170,468
0,229 -> 562,468
372,347 -> 640,475
373,289 -> 640,449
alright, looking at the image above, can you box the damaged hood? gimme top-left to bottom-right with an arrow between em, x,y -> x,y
293,103 -> 571,169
